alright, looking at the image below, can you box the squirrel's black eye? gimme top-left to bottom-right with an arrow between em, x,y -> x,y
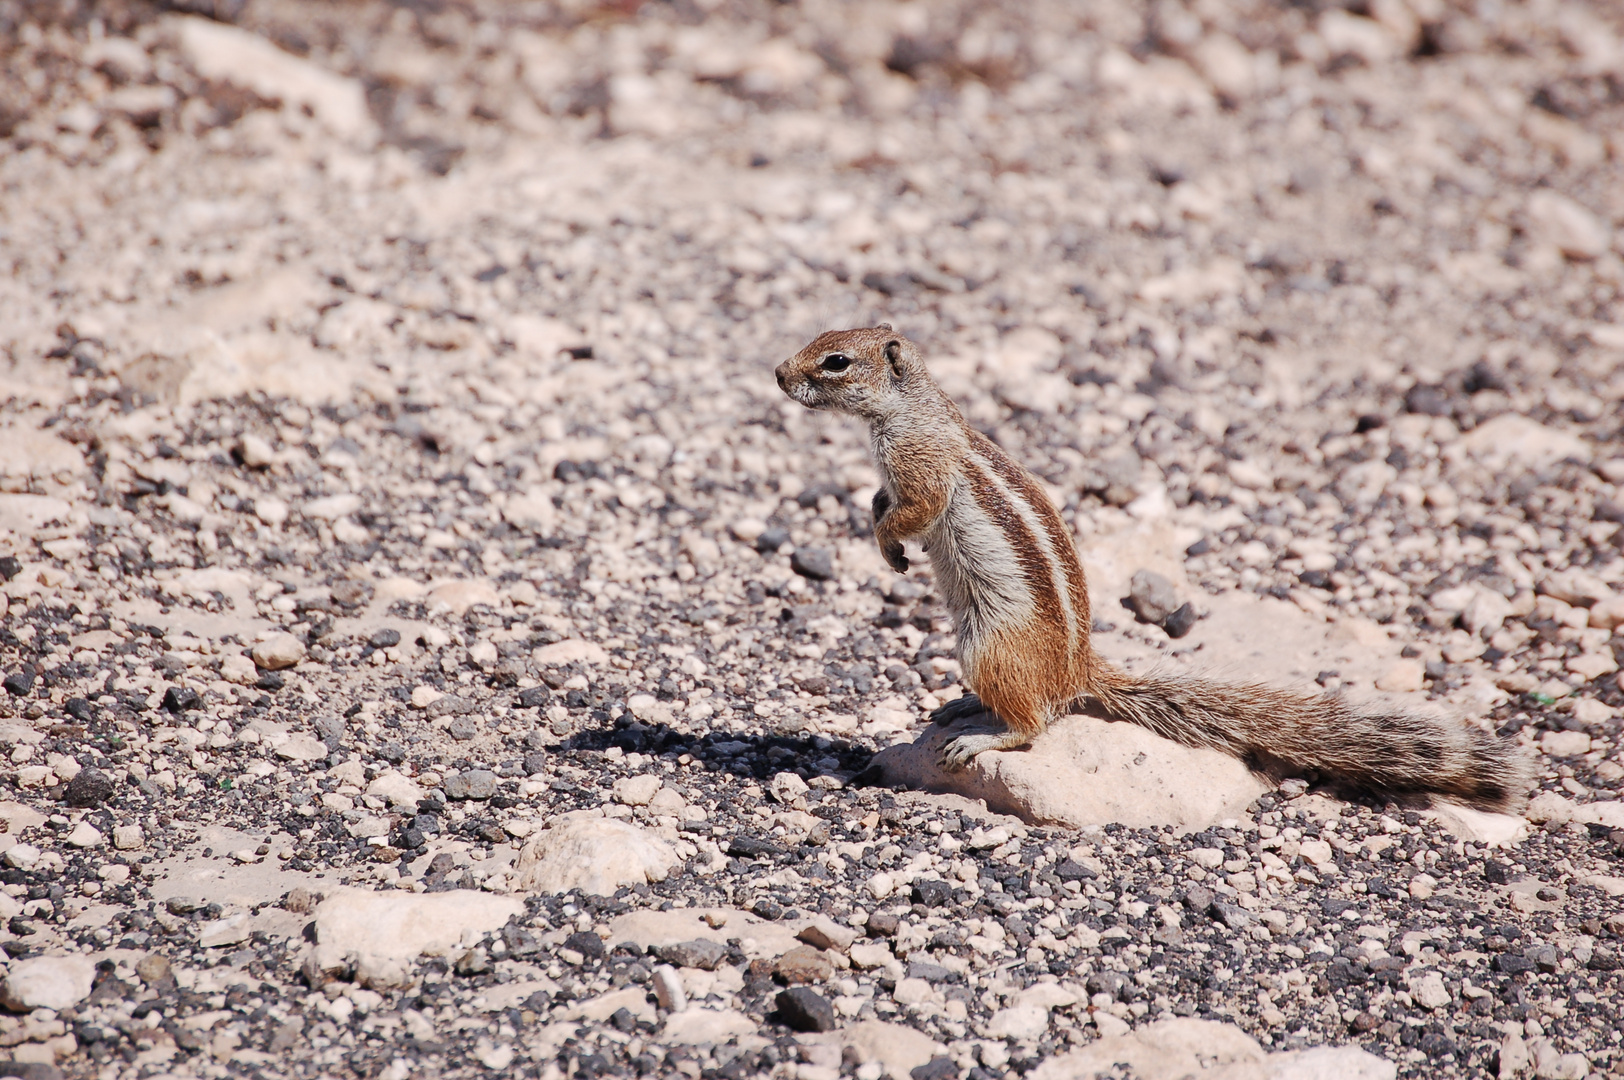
820,354 -> 852,373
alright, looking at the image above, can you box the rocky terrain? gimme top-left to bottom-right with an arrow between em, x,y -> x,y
1,0 -> 1623,1077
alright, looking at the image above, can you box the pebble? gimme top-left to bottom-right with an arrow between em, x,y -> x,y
651,965 -> 687,1011
791,546 -> 835,581
774,944 -> 835,983
251,633 -> 306,671
611,774 -> 662,806
653,939 -> 727,971
1127,568 -> 1182,623
1375,659 -> 1425,693
61,767 -> 114,808
65,822 -> 103,848
776,986 -> 837,1032
442,769 -> 498,800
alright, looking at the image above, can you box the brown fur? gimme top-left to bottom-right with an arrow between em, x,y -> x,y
776,326 -> 1532,813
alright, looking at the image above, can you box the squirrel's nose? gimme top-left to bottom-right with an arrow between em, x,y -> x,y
774,365 -> 789,392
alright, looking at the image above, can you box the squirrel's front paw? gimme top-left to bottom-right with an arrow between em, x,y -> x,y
882,542 -> 909,573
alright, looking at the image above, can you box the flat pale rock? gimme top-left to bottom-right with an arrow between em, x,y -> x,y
872,712 -> 1268,833
313,887 -> 522,962
0,493 -> 78,536
427,578 -> 500,614
532,639 -> 610,667
1,955 -> 97,1011
275,735 -> 329,763
1460,415 -> 1588,472
0,427 -> 84,480
607,907 -> 804,959
365,770 -> 424,809
1031,1017 -> 1397,1080
663,1008 -> 756,1045
513,813 -> 679,895
303,493 -> 362,520
798,1020 -> 945,1078
170,15 -> 374,140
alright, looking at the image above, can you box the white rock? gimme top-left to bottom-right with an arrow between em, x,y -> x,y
768,771 -> 809,806
532,639 -> 610,667
866,872 -> 896,899
1461,415 -> 1589,472
220,653 -> 258,685
67,821 -> 104,848
512,813 -> 679,895
3,845 -> 40,870
612,774 -> 662,806
871,712 -> 1267,833
729,518 -> 768,543
1410,971 -> 1451,1010
170,15 -> 374,140
366,770 -> 425,809
252,633 -> 306,670
276,735 -> 330,763
237,434 -> 276,468
1030,1017 -> 1396,1080
798,1020 -> 945,1080
255,496 -> 289,526
663,1008 -> 755,1045
304,493 -> 362,520
1526,190 -> 1612,259
1094,1011 -> 1131,1037
426,579 -> 500,614
1,956 -> 97,1011
199,912 -> 252,948
314,886 -> 523,962
987,1004 -> 1050,1040
1374,660 -> 1424,693
1541,730 -> 1593,758
113,825 -> 144,850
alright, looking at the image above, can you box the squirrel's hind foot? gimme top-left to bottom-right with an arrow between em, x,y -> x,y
940,730 -> 1031,772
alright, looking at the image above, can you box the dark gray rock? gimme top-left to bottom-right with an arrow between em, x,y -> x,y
442,770 -> 498,800
776,986 -> 836,1032
651,939 -> 726,970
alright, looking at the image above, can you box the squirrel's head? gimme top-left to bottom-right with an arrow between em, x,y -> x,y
775,325 -> 927,420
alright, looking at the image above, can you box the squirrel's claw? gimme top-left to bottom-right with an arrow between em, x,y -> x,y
882,543 -> 909,573
939,730 -> 1031,772
930,693 -> 985,725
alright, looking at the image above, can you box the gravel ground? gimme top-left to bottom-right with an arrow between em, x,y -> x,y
1,0 -> 1623,1078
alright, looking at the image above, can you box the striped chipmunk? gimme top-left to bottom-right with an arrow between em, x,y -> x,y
775,326 -> 1531,813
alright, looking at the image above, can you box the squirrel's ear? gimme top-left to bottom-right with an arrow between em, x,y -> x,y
884,339 -> 905,380
875,322 -> 894,331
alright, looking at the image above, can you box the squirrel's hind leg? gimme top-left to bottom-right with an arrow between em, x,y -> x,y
930,693 -> 985,724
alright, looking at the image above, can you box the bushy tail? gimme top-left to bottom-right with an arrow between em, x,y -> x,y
1086,665 -> 1531,813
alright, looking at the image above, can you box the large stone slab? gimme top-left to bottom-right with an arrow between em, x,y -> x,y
1031,1017 -> 1396,1080
872,711 -> 1269,834
313,886 -> 523,962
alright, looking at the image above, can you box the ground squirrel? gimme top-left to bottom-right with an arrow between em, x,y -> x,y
775,326 -> 1531,813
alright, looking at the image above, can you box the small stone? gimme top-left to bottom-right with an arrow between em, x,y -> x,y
730,518 -> 768,543
1162,602 -> 1197,638
252,633 -> 305,671
775,944 -> 835,983
563,931 -> 606,961
1411,971 -> 1451,1010
135,954 -> 173,986
652,964 -> 687,1011
1526,190 -> 1611,259
66,822 -> 103,848
2,670 -> 34,697
442,770 -> 499,800
238,434 -> 276,468
791,547 -> 835,581
910,879 -> 952,907
160,686 -> 202,713
516,685 -> 550,708
165,896 -> 203,915
1,956 -> 96,1011
867,911 -> 900,937
199,912 -> 252,948
275,735 -> 328,763
254,496 -> 289,526
112,825 -> 144,850
1128,569 -> 1181,623
220,654 -> 258,684
777,986 -> 837,1032
987,1004 -> 1050,1040
283,888 -> 318,914
612,774 -> 662,806
797,915 -> 860,953
1375,659 -> 1425,693
768,771 -> 809,806
1541,730 -> 1592,757
454,948 -> 491,976
653,939 -> 727,971
62,768 -> 115,809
